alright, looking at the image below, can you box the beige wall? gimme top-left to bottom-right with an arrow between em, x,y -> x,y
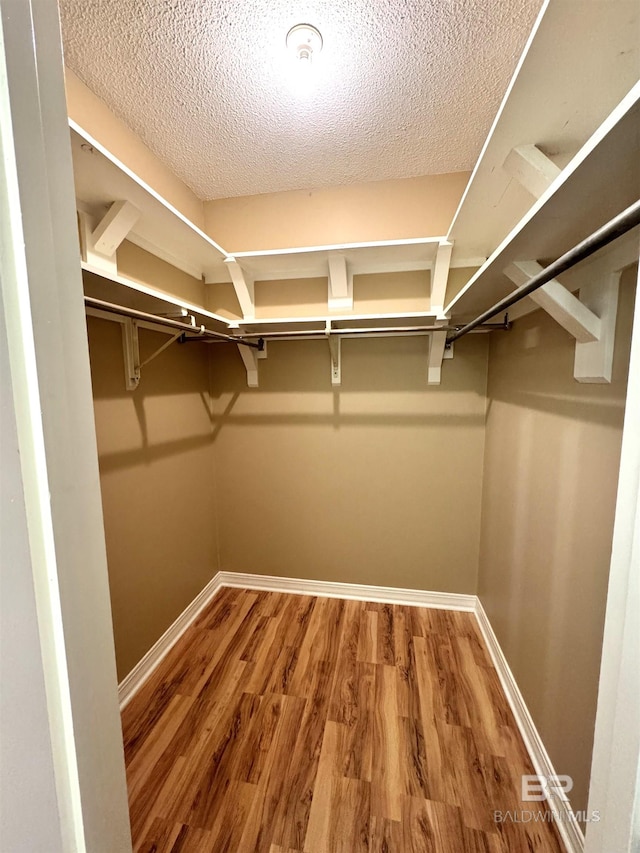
86,316 -> 219,679
204,172 -> 470,252
87,323 -> 489,679
254,277 -> 329,319
239,270 -> 432,319
206,280 -> 243,321
65,68 -> 205,228
445,266 -> 478,310
352,271 -> 431,315
477,265 -> 637,816
210,334 -> 489,592
116,240 -> 207,309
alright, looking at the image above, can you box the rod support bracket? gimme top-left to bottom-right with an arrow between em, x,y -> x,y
121,318 -> 140,390
428,328 -> 448,385
326,321 -> 342,385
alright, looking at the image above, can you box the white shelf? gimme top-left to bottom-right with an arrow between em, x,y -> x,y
70,121 -> 447,310
82,263 -> 232,331
446,85 -> 640,318
82,263 -> 447,335
218,238 -> 443,283
230,311 -> 440,333
70,122 -> 229,282
448,0 -> 640,265
70,0 -> 639,333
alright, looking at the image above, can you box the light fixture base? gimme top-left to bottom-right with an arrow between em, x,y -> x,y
286,24 -> 323,63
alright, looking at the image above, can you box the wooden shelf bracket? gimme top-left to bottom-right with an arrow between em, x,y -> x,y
328,253 -> 353,311
574,272 -> 621,383
238,344 -> 258,388
78,200 -> 141,277
225,257 -> 255,320
237,339 -> 266,388
428,329 -> 447,385
505,259 -> 620,383
430,240 -> 454,316
502,144 -> 561,200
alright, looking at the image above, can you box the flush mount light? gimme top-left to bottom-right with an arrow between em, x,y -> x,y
286,23 -> 323,65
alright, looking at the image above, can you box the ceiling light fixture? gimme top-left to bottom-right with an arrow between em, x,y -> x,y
286,24 -> 323,66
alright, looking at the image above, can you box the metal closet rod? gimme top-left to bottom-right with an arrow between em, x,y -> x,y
447,198 -> 640,345
223,319 -> 511,341
83,295 -> 263,350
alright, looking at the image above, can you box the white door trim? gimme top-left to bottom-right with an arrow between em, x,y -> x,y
0,0 -> 131,849
585,258 -> 640,853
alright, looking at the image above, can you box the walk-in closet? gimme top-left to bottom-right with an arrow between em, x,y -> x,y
2,0 -> 639,851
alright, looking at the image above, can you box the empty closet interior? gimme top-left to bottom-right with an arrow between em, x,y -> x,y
60,0 -> 639,835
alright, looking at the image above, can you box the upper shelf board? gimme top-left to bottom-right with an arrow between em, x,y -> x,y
70,123 -> 229,283
81,263 -> 232,330
230,311 -> 442,334
448,0 -> 640,264
218,239 -> 444,284
70,120 -> 449,292
446,85 -> 640,319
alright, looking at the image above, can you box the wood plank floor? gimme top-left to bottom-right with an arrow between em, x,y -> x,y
121,589 -> 565,852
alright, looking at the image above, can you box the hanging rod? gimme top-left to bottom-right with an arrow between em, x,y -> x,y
447,198 -> 640,345
182,319 -> 510,343
83,295 -> 263,350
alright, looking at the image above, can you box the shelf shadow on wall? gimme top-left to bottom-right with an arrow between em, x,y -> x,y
97,432 -> 213,474
209,410 -> 487,435
211,392 -> 240,442
485,390 -> 627,430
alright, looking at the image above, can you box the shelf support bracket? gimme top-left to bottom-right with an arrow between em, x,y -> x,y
505,260 -> 620,383
503,145 -> 561,199
237,342 -> 264,388
326,322 -> 341,385
430,240 -> 453,316
505,261 -> 601,342
121,318 -> 141,391
87,306 -> 189,389
225,257 -> 255,320
78,200 -> 141,276
574,272 -> 620,384
139,332 -> 183,369
428,329 -> 447,385
328,253 -> 353,311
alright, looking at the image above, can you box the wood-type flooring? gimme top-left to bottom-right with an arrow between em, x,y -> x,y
122,588 -> 565,852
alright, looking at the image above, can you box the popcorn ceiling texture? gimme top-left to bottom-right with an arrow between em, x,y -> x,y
59,0 -> 543,201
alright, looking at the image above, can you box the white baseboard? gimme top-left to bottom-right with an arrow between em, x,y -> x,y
474,599 -> 584,853
118,572 -> 582,853
216,570 -> 477,611
118,572 -> 223,709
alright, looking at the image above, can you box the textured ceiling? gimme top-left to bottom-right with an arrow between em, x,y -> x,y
59,0 -> 543,201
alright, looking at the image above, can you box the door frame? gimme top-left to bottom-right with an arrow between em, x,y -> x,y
0,0 -> 131,849
585,258 -> 640,852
